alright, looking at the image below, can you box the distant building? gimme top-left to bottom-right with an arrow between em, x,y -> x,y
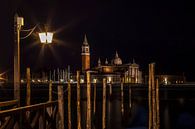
81,35 -> 143,84
144,74 -> 186,85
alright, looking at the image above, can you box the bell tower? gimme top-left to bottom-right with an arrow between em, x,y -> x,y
81,34 -> 90,72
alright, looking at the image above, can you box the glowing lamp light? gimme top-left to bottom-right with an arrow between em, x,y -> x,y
164,77 -> 168,85
93,79 -> 97,83
38,32 -> 53,44
107,76 -> 112,83
60,79 -> 64,82
80,79 -> 84,83
70,79 -> 73,83
46,32 -> 53,43
21,79 -> 24,83
39,33 -> 46,43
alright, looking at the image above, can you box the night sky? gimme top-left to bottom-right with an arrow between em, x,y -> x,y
0,0 -> 194,80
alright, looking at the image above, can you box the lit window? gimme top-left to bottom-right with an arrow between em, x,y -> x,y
164,77 -> 168,85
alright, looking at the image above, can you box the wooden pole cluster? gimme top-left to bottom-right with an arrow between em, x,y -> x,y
148,63 -> 160,129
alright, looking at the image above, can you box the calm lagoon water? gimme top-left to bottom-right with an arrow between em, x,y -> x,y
1,83 -> 195,129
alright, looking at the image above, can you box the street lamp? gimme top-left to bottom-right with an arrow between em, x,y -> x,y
14,14 -> 53,105
39,32 -> 53,44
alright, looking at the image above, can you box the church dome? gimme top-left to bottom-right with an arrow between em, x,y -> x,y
112,51 -> 122,65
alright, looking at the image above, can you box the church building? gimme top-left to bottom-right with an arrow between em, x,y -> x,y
81,35 -> 143,84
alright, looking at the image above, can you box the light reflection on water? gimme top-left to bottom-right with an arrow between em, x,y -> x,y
86,85 -> 195,129
1,84 -> 195,129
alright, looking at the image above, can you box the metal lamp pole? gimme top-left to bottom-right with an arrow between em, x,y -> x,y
13,14 -> 53,106
14,14 -> 24,106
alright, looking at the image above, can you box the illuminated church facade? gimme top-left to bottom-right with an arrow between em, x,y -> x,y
81,35 -> 143,84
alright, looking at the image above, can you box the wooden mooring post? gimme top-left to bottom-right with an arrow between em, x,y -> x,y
151,64 -> 157,129
129,86 -> 132,110
26,68 -> 31,119
156,79 -> 160,129
58,85 -> 65,129
47,80 -> 53,117
68,79 -> 71,129
102,78 -> 106,129
86,71 -> 91,129
148,64 -> 152,129
49,81 -> 52,102
148,63 -> 160,129
120,77 -> 124,117
109,82 -> 112,96
93,79 -> 97,116
26,68 -> 31,106
77,71 -> 81,129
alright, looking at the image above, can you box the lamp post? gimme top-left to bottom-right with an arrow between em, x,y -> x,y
14,14 -> 53,106
14,14 -> 23,105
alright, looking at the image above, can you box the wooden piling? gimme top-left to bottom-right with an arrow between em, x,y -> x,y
148,64 -> 152,129
68,79 -> 71,129
102,78 -> 106,129
86,71 -> 91,129
47,80 -> 53,117
107,94 -> 111,129
148,63 -> 159,129
49,81 -> 52,102
129,86 -> 132,110
121,77 -> 124,117
58,85 -> 64,129
109,82 -> 112,96
26,68 -> 31,119
26,68 -> 31,106
77,71 -> 81,129
39,109 -> 46,129
156,79 -> 160,129
151,63 -> 157,129
93,81 -> 97,115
